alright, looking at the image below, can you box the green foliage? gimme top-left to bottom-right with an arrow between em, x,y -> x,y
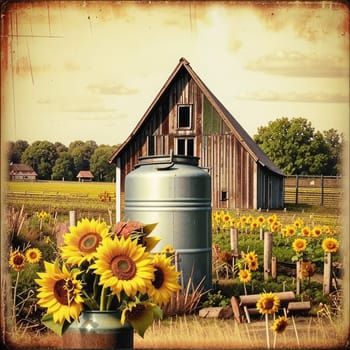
7,140 -> 29,164
201,290 -> 230,308
253,117 -> 343,175
68,140 -> 98,173
52,151 -> 75,180
90,145 -> 116,182
8,139 -> 120,182
21,141 -> 58,179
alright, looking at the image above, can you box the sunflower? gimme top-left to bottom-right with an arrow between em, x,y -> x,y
271,316 -> 288,333
240,215 -> 247,226
285,225 -> 296,237
292,238 -> 307,253
271,221 -> 281,233
147,254 -> 181,306
293,218 -> 304,228
161,244 -> 175,254
25,248 -> 42,264
91,236 -> 155,300
248,259 -> 259,271
222,212 -> 232,224
250,221 -> 259,231
267,214 -> 277,225
256,292 -> 280,315
238,269 -> 252,283
60,218 -> 111,266
9,250 -> 26,272
301,226 -> 311,237
312,226 -> 323,237
257,215 -> 265,225
322,237 -> 339,253
245,251 -> 258,263
121,301 -> 162,337
35,261 -> 84,324
247,216 -> 254,224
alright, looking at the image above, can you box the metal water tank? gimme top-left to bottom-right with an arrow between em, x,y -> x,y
124,153 -> 212,291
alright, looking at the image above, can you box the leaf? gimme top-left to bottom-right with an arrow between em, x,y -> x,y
152,305 -> 163,320
142,223 -> 158,235
41,313 -> 70,336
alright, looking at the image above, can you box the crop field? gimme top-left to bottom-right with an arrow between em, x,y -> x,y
5,181 -> 116,220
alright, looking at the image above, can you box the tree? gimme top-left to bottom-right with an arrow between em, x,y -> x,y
323,129 -> 344,175
68,140 -> 97,173
54,142 -> 68,154
7,140 -> 29,164
21,141 -> 58,179
253,117 -> 343,176
52,152 -> 75,180
90,145 -> 117,182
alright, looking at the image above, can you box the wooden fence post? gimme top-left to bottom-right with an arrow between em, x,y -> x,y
321,174 -> 324,207
264,232 -> 272,281
69,210 -> 76,226
323,252 -> 332,295
295,175 -> 299,205
271,256 -> 277,280
296,260 -> 301,295
230,228 -> 238,253
230,228 -> 238,276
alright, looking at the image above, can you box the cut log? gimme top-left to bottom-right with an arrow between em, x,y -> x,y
239,291 -> 295,307
287,301 -> 311,312
199,306 -> 233,319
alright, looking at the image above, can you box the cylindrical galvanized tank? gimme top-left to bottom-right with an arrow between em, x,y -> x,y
124,153 -> 212,291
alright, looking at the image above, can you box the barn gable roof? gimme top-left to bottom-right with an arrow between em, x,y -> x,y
109,57 -> 284,176
76,170 -> 94,179
9,163 -> 37,175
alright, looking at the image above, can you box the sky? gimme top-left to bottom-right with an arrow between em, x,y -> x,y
1,0 -> 349,147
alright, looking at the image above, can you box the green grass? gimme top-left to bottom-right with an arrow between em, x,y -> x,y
6,180 -> 115,197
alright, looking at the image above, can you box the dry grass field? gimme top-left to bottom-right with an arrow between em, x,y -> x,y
4,314 -> 348,349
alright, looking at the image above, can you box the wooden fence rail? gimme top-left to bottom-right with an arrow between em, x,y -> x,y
284,175 -> 343,208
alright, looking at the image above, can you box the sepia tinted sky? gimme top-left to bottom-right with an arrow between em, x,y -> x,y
1,1 -> 349,146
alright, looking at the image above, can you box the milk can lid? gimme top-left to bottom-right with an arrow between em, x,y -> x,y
135,153 -> 199,169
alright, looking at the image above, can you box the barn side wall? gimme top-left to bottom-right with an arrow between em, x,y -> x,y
117,68 -> 283,210
256,166 -> 284,209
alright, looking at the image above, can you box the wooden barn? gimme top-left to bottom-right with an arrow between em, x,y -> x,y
76,170 -> 94,182
9,163 -> 37,181
109,58 -> 285,220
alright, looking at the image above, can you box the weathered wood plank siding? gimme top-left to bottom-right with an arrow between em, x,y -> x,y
115,65 -> 284,209
200,134 -> 256,209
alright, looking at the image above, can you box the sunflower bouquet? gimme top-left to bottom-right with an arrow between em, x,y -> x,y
35,218 -> 181,337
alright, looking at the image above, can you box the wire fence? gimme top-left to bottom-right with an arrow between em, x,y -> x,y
284,175 -> 343,208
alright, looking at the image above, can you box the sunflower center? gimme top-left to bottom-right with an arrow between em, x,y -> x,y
78,232 -> 101,253
54,279 -> 74,305
152,267 -> 165,289
263,298 -> 274,310
111,255 -> 136,280
127,303 -> 146,320
13,254 -> 25,266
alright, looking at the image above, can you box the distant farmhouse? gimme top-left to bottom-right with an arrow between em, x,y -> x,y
9,163 -> 37,181
109,58 -> 285,219
77,170 -> 94,182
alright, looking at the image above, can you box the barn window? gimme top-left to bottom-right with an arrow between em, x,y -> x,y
221,191 -> 228,201
176,138 -> 194,156
177,105 -> 192,128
